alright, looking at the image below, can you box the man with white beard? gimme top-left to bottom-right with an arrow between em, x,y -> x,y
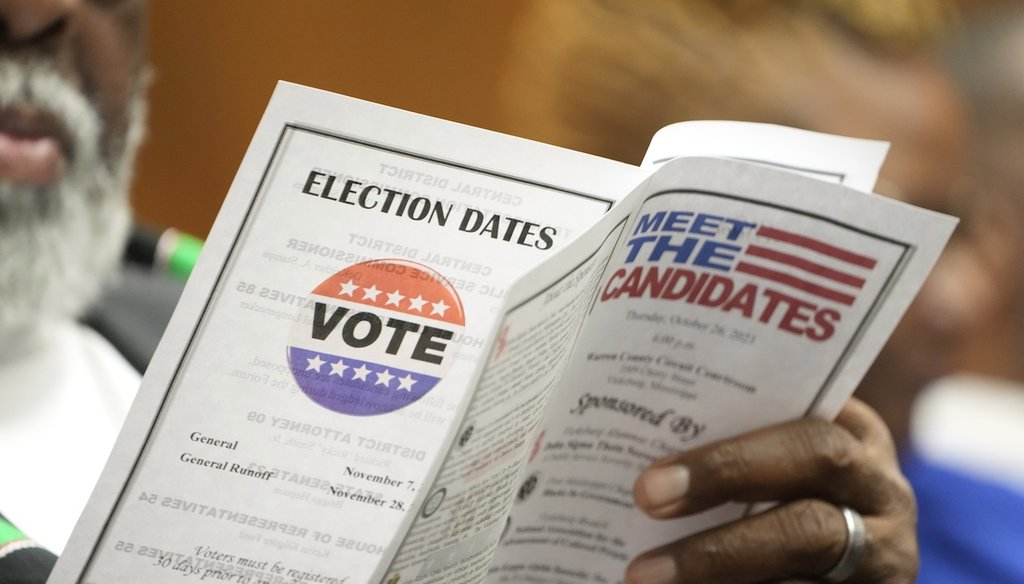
0,0 -> 150,578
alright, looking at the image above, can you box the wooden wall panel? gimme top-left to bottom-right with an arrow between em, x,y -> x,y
133,2 -> 522,237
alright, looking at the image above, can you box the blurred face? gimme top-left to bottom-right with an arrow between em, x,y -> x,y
870,172 -> 992,394
845,57 -> 996,431
0,0 -> 148,335
945,126 -> 1024,378
505,1 -> 996,446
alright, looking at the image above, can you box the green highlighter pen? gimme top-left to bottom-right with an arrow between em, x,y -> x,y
126,225 -> 204,280
156,228 -> 204,280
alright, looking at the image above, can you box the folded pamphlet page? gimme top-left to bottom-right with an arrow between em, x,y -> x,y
50,82 -> 953,584
642,119 -> 890,192
475,156 -> 952,582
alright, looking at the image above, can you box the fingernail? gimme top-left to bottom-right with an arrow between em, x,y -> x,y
639,465 -> 690,509
627,555 -> 677,584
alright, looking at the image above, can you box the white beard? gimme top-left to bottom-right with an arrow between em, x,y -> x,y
0,58 -> 146,336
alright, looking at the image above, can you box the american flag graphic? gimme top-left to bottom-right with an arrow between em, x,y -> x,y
288,259 -> 464,416
735,225 -> 877,306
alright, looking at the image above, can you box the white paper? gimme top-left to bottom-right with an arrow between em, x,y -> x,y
485,157 -> 954,583
50,84 -> 950,584
50,82 -> 641,584
642,120 -> 890,192
376,157 -> 954,584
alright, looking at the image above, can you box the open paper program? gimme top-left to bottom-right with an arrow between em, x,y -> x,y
50,82 -> 955,584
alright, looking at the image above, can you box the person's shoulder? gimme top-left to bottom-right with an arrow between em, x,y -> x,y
904,452 -> 1024,584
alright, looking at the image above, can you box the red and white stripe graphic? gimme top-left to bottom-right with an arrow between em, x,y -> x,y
735,226 -> 877,306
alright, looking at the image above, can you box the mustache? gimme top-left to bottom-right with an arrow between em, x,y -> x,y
0,57 -> 146,333
0,56 -> 104,182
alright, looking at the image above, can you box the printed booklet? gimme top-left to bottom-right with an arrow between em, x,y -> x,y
50,82 -> 954,584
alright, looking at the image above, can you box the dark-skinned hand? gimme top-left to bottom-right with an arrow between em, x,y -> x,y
627,398 -> 917,584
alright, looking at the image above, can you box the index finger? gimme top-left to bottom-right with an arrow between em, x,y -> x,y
634,409 -> 910,519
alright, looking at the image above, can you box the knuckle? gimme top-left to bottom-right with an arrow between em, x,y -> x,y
775,500 -> 845,568
859,518 -> 920,583
800,421 -> 862,480
686,531 -> 747,576
700,440 -> 754,489
862,464 -> 916,516
890,473 -> 917,512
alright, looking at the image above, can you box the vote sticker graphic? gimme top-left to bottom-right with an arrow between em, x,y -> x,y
287,259 -> 465,416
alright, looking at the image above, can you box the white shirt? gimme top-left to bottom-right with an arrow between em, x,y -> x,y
0,321 -> 139,553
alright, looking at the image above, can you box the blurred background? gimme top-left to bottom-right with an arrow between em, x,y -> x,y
135,1 -> 521,237
135,0 -> 1007,238
135,0 -> 1010,239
